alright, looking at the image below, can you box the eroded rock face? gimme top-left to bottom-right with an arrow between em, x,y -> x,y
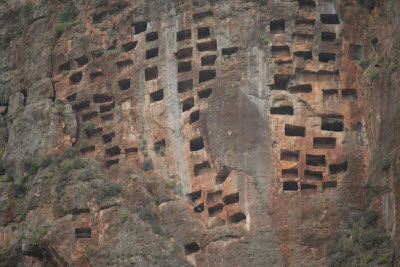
0,0 -> 400,266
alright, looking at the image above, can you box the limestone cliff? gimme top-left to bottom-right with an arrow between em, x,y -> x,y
0,0 -> 399,266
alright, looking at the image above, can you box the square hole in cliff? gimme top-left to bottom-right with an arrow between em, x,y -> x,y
223,192 -> 239,205
229,212 -> 246,223
282,168 -> 298,179
73,101 -> 90,112
178,79 -> 193,93
283,181 -> 298,191
329,161 -> 348,174
321,115 -> 344,132
198,27 -> 210,39
297,0 -> 316,9
319,53 -> 336,63
321,32 -> 336,42
190,110 -> 200,124
306,154 -> 326,166
271,45 -> 291,57
271,74 -> 290,90
93,11 -> 106,24
294,51 -> 312,60
154,139 -> 166,156
197,40 -> 217,52
93,94 -> 112,103
198,88 -> 212,98
194,161 -> 211,176
82,111 -> 98,121
146,31 -> 158,42
323,89 -> 339,100
90,71 -> 103,82
184,242 -> 200,255
118,79 -> 131,91
187,190 -> 201,202
190,137 -> 204,151
270,104 -> 294,115
301,183 -> 317,192
342,89 -> 357,101
295,18 -> 315,25
201,55 -> 217,66
75,228 -> 91,239
182,97 -> 194,112
222,47 -> 239,56
304,169 -> 323,181
215,166 -> 230,184
178,61 -> 192,73
194,203 -> 204,213
206,190 -> 222,205
193,10 -> 213,23
321,14 -> 340,24
121,41 -> 138,52
350,45 -> 363,61
146,48 -> 159,60
133,21 -> 147,34
105,146 -> 121,157
281,150 -> 299,162
322,180 -> 337,190
100,102 -> 115,113
69,71 -> 83,85
199,70 -> 216,83
288,84 -> 312,93
285,124 -> 305,137
102,132 -> 115,143
116,59 -> 133,68
175,48 -> 193,59
150,89 -> 164,103
66,93 -> 77,102
145,66 -> 158,81
86,127 -> 103,138
208,203 -> 223,217
177,29 -> 191,41
270,20 -> 285,34
58,61 -> 71,72
125,147 -> 138,154
313,137 -> 336,149
105,159 -> 119,168
101,113 -> 113,121
80,146 -> 95,154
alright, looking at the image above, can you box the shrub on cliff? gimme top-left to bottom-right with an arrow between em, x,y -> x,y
97,183 -> 122,202
60,147 -> 79,161
142,158 -> 153,171
58,3 -> 78,24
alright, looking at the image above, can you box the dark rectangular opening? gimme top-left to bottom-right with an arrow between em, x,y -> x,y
108,39 -> 117,51
319,53 -> 336,63
321,115 -> 344,132
201,55 -> 217,66
306,154 -> 326,166
59,61 -> 71,72
342,89 -> 357,100
198,27 -> 210,39
101,113 -> 113,121
105,159 -> 119,168
297,0 -> 316,9
271,74 -> 290,90
295,18 -> 315,25
182,97 -> 194,112
102,132 -> 115,143
270,105 -> 294,115
313,137 -> 336,149
270,19 -> 285,34
150,89 -> 164,103
116,59 -> 133,68
70,71 -> 83,85
118,79 -> 131,91
75,228 -> 91,239
215,166 -> 230,184
323,89 -> 339,99
294,51 -> 313,60
206,190 -> 222,205
121,41 -> 138,52
146,31 -> 158,42
222,47 -> 239,56
271,45 -> 291,57
280,150 -> 299,162
145,66 -> 158,81
288,84 -> 312,93
282,168 -> 298,178
190,137 -> 204,151
329,161 -> 348,174
194,161 -> 211,176
322,180 -> 337,190
82,111 -> 98,121
154,139 -> 166,156
70,208 -> 90,215
73,101 -> 90,112
193,11 -> 213,23
320,14 -> 340,24
197,40 -> 217,52
66,93 -> 76,102
178,79 -> 193,93
199,70 -> 216,83
190,110 -> 200,124
106,146 -> 121,157
349,45 -> 363,61
177,29 -> 191,41
175,48 -> 193,59
100,102 -> 115,113
80,146 -> 95,154
146,47 -> 159,60
93,11 -> 106,24
321,32 -> 336,42
178,61 -> 192,73
229,212 -> 246,223
301,184 -> 317,191
125,147 -> 138,153
194,203 -> 204,213
90,71 -> 103,82
184,242 -> 200,255
86,127 -> 103,138
133,21 -> 147,34
223,192 -> 239,205
208,203 -> 223,217
198,88 -> 212,98
187,190 -> 201,202
285,124 -> 305,137
93,94 -> 112,103
283,181 -> 298,191
304,169 -> 323,181
91,49 -> 103,58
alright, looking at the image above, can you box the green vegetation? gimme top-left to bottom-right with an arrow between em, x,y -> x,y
142,158 -> 153,171
342,238 -> 353,258
253,179 -> 259,185
166,180 -> 175,188
56,104 -> 65,114
151,224 -> 162,235
55,3 -> 79,36
86,122 -> 95,136
95,0 -> 108,7
40,155 -> 53,168
14,183 -> 27,198
139,206 -> 154,221
369,69 -> 378,81
377,55 -> 384,64
97,183 -> 122,201
60,159 -> 73,172
363,209 -> 377,228
22,2 -> 33,16
379,158 -> 391,172
18,106 -> 25,112
84,244 -> 98,259
72,157 -> 84,169
60,146 -> 79,161
258,0 -> 268,5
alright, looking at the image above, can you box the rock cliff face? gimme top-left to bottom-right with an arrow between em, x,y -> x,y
0,0 -> 400,266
